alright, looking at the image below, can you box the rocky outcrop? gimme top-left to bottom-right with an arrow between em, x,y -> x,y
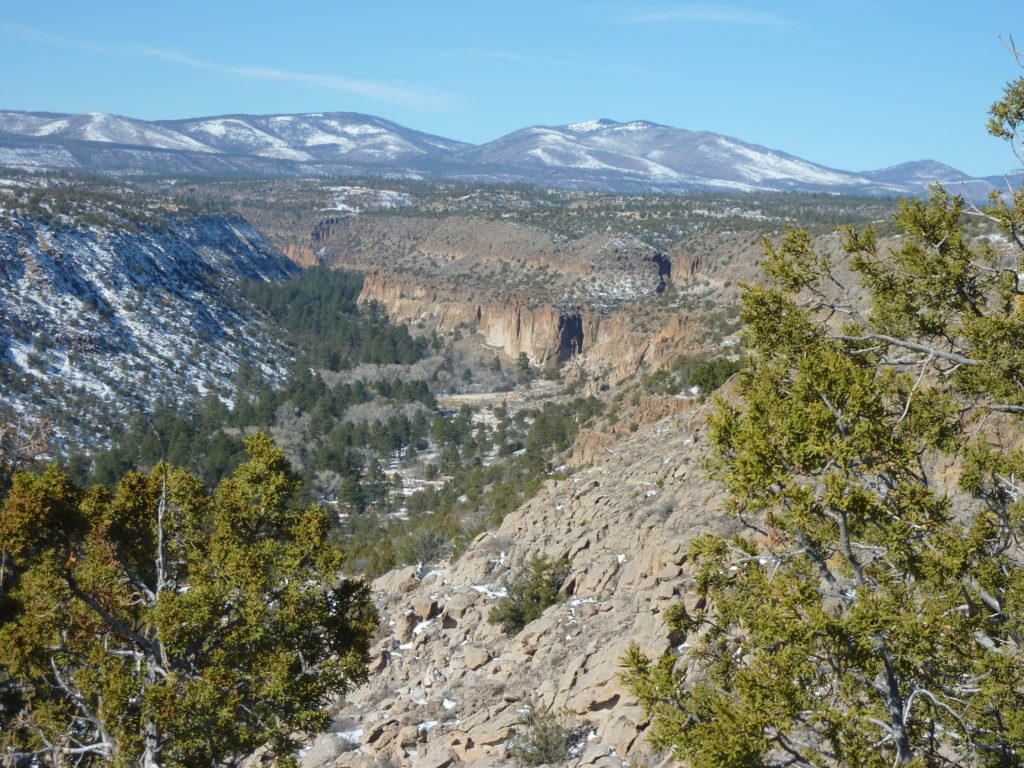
324,214 -> 673,365
569,394 -> 699,466
313,217 -> 349,243
303,399 -> 740,768
478,301 -> 588,364
584,314 -> 700,384
358,270 -> 480,333
360,271 -> 597,365
284,244 -> 318,268
360,267 -> 701,374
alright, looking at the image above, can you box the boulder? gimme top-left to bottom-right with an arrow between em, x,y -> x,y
463,644 -> 490,670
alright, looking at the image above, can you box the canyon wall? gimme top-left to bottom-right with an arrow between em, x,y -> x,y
360,270 -> 602,366
306,212 -> 678,369
360,269 -> 699,380
1,212 -> 297,451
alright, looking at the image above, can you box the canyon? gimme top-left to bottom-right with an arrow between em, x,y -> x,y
2,174 -> 970,768
299,210 -> 684,372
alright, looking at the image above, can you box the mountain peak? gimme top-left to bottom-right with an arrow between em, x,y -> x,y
564,119 -> 659,133
858,159 -> 972,186
0,109 -> 1010,199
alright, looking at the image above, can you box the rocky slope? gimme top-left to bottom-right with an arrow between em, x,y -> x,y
0,180 -> 298,450
298,394 -> 739,768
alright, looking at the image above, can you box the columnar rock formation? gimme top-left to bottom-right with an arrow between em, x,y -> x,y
359,271 -> 598,365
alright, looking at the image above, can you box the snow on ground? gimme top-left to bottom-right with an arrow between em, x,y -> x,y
470,585 -> 508,600
566,120 -> 610,133
254,146 -> 313,161
325,185 -> 415,213
691,206 -> 781,222
0,146 -> 80,167
0,211 -> 294,450
336,123 -> 388,136
716,137 -> 869,187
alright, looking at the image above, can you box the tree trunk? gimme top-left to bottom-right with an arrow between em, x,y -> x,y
878,644 -> 915,765
141,657 -> 162,768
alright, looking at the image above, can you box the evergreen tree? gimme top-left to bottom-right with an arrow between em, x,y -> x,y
624,76 -> 1024,767
338,473 -> 366,513
0,434 -> 377,768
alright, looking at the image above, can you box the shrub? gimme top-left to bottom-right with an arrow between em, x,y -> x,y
508,701 -> 587,766
488,554 -> 570,634
394,520 -> 455,568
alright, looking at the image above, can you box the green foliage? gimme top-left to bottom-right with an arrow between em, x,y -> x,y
642,353 -> 746,397
987,74 -> 1024,144
515,352 -> 534,379
624,113 -> 1024,765
240,267 -> 429,370
393,518 -> 458,568
0,434 -> 378,768
0,181 -> 185,233
489,555 -> 570,635
541,358 -> 561,380
508,701 -> 587,767
335,395 -> 601,577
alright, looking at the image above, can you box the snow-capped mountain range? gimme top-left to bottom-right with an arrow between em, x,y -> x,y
0,110 -> 1016,197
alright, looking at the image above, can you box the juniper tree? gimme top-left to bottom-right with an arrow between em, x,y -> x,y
623,76 -> 1024,767
0,433 -> 377,768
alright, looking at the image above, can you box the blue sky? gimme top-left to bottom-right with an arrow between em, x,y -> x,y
1,1 -> 1021,176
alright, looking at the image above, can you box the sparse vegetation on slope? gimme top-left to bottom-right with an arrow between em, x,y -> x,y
489,555 -> 571,636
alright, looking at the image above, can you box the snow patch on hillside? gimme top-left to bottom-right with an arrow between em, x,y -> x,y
716,138 -> 867,186
0,209 -> 297,451
567,120 -> 609,133
326,186 -> 415,213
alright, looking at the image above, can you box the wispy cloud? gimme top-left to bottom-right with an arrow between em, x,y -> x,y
0,23 -> 450,107
135,48 -> 438,105
609,4 -> 789,26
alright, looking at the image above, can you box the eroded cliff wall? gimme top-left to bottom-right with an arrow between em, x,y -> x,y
350,216 -> 676,368
360,270 -> 607,366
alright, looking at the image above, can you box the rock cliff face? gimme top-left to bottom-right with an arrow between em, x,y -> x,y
345,217 -> 673,366
358,271 -> 480,330
360,271 -> 595,365
300,396 -> 739,768
580,313 -> 701,385
284,244 -> 319,268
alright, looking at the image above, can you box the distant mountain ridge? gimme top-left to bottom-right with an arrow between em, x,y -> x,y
0,109 -> 1017,198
